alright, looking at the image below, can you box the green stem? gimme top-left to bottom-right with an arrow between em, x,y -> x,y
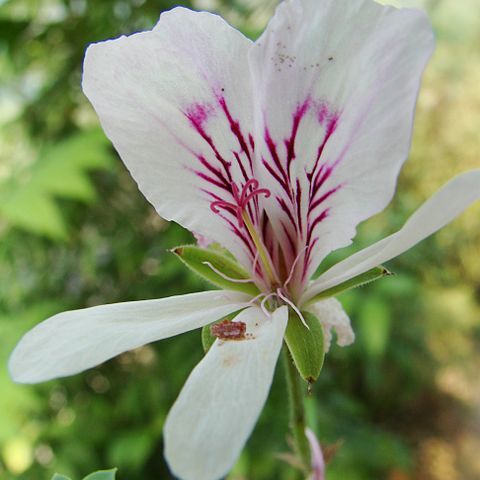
283,344 -> 311,476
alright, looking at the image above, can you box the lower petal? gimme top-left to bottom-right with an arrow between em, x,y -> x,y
163,305 -> 288,480
9,290 -> 249,384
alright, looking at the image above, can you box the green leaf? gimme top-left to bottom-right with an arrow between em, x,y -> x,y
0,187 -> 68,240
284,310 -> 325,384
51,475 -> 72,480
172,245 -> 260,296
0,129 -> 113,240
82,468 -> 117,480
201,323 -> 217,353
304,266 -> 392,307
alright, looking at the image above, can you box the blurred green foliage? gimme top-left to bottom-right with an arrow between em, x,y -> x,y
52,468 -> 117,480
0,0 -> 479,479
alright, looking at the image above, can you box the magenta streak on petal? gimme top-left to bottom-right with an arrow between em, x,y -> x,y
285,98 -> 310,174
185,99 -> 267,274
310,165 -> 333,197
316,115 -> 338,163
218,96 -> 254,173
295,178 -> 303,236
277,196 -> 296,228
248,133 -> 255,152
196,154 -> 230,189
195,171 -> 230,191
185,103 -> 233,183
233,151 -> 249,182
310,185 -> 341,212
281,222 -> 297,259
264,128 -> 290,193
307,208 -> 329,244
263,157 -> 290,193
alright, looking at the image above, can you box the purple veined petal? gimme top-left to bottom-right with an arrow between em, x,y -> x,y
164,305 -> 288,480
302,170 -> 480,303
82,7 -> 262,271
9,290 -> 250,384
249,0 -> 435,282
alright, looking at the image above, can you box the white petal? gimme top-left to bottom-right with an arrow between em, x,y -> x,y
82,8 -> 257,268
164,306 -> 288,480
303,170 -> 480,302
9,290 -> 249,384
307,298 -> 354,352
249,0 -> 434,277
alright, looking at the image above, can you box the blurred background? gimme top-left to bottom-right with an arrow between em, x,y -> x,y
0,0 -> 479,478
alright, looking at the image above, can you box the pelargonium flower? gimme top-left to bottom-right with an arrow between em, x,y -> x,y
9,0 -> 480,479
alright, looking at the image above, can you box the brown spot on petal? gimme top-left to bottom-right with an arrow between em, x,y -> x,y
221,354 -> 240,367
211,320 -> 247,341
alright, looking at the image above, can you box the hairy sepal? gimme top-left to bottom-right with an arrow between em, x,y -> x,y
201,323 -> 216,353
172,245 -> 260,296
304,266 -> 392,307
284,309 -> 325,384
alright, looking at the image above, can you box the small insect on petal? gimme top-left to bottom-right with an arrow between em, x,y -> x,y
211,320 -> 247,340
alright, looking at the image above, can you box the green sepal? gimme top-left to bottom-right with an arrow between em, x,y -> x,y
83,469 -> 117,480
52,475 -> 71,480
284,309 -> 325,384
172,245 -> 260,296
202,323 -> 217,353
304,266 -> 392,307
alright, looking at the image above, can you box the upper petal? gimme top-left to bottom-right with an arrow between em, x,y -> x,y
249,0 -> 434,278
9,290 -> 249,384
164,305 -> 288,480
82,8 -> 258,268
303,170 -> 480,302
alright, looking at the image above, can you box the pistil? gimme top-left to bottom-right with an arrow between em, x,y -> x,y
241,211 -> 279,287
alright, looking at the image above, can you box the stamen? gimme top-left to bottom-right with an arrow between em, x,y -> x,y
277,288 -> 310,330
247,291 -> 268,306
210,199 -> 243,225
210,200 -> 236,214
201,261 -> 255,284
283,244 -> 309,288
242,187 -> 271,206
260,293 -> 277,318
210,178 -> 271,228
209,178 -> 277,285
238,179 -> 260,204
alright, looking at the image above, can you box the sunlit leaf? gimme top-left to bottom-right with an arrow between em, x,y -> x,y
0,129 -> 113,239
51,474 -> 71,480
82,469 -> 117,480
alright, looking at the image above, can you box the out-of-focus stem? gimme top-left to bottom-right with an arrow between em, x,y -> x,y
283,344 -> 311,476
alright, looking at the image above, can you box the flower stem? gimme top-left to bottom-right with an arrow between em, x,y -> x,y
283,344 -> 311,476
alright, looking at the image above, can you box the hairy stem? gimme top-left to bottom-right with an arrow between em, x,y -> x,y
283,344 -> 311,476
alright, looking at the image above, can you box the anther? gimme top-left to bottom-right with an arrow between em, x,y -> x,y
210,178 -> 271,228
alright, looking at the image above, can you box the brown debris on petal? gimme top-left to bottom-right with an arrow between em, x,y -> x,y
211,320 -> 247,341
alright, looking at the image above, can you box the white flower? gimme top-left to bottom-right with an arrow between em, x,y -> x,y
9,1 -> 480,479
